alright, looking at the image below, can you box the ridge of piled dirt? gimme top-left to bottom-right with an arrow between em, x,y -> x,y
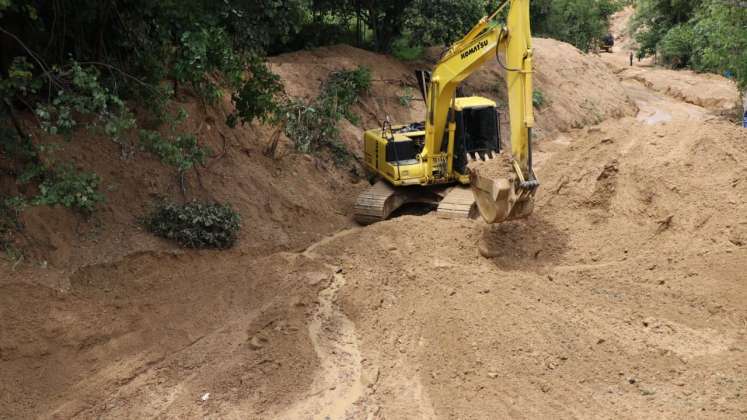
2,101 -> 362,275
452,37 -> 639,140
316,115 -> 747,419
619,67 -> 740,111
269,44 -> 427,159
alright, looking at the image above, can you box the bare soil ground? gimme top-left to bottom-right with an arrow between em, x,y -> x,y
1,14 -> 746,419
454,37 -> 639,141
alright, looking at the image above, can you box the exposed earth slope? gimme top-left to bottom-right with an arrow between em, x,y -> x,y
1,19 -> 745,419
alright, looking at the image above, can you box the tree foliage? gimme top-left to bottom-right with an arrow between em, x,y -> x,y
32,166 -> 104,213
0,0 -> 300,223
532,0 -> 621,52
632,0 -> 747,89
692,2 -> 747,89
631,0 -> 703,56
406,0 -> 487,46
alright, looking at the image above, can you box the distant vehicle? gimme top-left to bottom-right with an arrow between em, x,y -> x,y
600,33 -> 614,53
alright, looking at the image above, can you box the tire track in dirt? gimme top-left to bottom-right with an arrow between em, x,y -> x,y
275,228 -> 369,419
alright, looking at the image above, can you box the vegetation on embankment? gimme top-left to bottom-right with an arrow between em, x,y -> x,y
631,0 -> 747,89
0,0 -> 627,253
0,0 -> 742,257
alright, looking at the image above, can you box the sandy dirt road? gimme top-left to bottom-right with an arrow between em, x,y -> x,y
1,9 -> 745,420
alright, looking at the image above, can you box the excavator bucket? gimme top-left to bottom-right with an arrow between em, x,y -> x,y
468,157 -> 536,224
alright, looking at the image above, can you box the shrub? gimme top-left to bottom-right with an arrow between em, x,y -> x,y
32,166 -> 104,214
139,130 -> 208,174
659,24 -> 696,67
280,66 -> 371,163
227,56 -> 283,127
173,27 -> 244,103
34,62 -> 136,141
532,89 -> 546,108
391,38 -> 425,61
145,201 -> 241,249
322,66 -> 372,123
399,87 -> 415,106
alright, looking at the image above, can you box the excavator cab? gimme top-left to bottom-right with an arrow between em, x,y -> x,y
356,96 -> 500,224
361,96 -> 499,186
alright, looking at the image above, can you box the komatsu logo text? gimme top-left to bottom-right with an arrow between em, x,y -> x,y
461,40 -> 488,60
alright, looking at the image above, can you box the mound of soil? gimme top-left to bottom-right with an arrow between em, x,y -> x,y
467,152 -> 515,180
619,67 -> 740,111
318,116 -> 747,419
451,37 -> 639,140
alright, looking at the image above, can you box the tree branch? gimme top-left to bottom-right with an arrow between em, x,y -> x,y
0,25 -> 64,96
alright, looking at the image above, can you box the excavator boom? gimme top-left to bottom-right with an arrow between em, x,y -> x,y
424,0 -> 535,180
433,0 -> 539,223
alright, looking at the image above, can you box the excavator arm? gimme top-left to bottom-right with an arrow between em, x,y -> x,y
424,0 -> 536,181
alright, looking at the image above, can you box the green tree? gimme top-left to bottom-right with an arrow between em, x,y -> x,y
533,0 -> 621,52
691,1 -> 747,89
0,0 -> 303,218
631,0 -> 703,56
407,0 -> 487,46
632,0 -> 747,89
361,0 -> 414,51
658,24 -> 696,67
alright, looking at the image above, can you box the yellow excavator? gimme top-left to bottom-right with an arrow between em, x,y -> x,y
353,0 -> 539,224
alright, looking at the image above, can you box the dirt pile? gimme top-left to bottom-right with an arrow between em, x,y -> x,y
3,100 -> 362,273
0,43 -> 426,419
313,115 -> 747,418
466,152 -> 515,180
5,39 -> 636,273
0,46 -> 381,419
619,67 -> 740,111
0,250 -> 339,418
301,35 -> 746,418
451,37 -> 638,140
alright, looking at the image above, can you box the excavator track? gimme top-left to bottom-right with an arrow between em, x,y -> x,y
353,181 -> 408,225
435,185 -> 478,219
353,181 -> 477,225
